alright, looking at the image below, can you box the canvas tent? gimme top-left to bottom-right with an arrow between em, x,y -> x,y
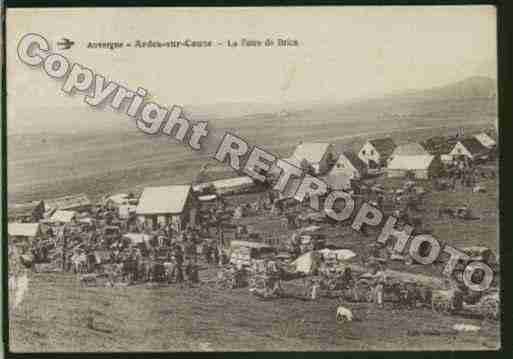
387,155 -> 440,179
391,143 -> 428,157
212,176 -> 255,195
123,233 -> 151,245
328,151 -> 367,179
290,251 -> 322,275
8,223 -> 41,243
49,210 -> 77,224
45,193 -> 91,212
289,142 -> 336,175
136,185 -> 193,231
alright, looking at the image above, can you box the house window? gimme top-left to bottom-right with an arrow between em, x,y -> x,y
362,150 -> 366,155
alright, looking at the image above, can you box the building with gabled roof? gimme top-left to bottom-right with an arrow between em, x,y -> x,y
387,154 -> 441,179
449,138 -> 490,161
289,142 -> 336,175
328,151 -> 367,179
358,137 -> 397,168
136,185 -> 194,231
8,222 -> 42,244
391,142 -> 428,157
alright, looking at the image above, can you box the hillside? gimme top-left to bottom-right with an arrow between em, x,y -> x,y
7,76 -> 497,203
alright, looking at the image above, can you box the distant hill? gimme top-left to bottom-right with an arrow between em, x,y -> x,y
187,76 -> 497,124
8,76 -> 497,136
398,76 -> 496,100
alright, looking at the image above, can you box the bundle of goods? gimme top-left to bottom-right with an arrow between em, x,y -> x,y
216,265 -> 248,289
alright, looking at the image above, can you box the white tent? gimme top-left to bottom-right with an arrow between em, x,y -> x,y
212,176 -> 255,195
123,233 -> 151,244
49,210 -> 77,223
136,185 -> 191,215
8,223 -> 41,238
387,155 -> 437,179
290,251 -> 322,274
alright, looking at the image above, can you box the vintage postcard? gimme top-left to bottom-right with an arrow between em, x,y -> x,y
6,6 -> 500,352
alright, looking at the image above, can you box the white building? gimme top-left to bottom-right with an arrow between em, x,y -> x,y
136,185 -> 194,231
49,210 -> 77,224
289,142 -> 336,175
328,151 -> 367,180
449,138 -> 489,161
358,138 -> 397,169
8,223 -> 41,245
212,176 -> 255,195
387,155 -> 441,180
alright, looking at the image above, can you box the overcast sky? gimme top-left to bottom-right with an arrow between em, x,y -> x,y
7,6 -> 497,132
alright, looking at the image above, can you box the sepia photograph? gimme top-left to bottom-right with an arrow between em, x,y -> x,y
6,6 -> 500,352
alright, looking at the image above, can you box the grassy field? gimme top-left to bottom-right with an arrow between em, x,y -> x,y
10,271 -> 499,352
9,173 -> 500,352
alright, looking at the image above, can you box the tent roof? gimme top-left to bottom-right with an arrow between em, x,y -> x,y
8,222 -> 40,237
387,155 -> 435,170
459,138 -> 489,155
368,138 -> 396,158
49,210 -> 77,223
291,142 -> 331,164
45,193 -> 91,211
212,176 -> 254,189
392,142 -> 428,156
123,233 -> 151,244
230,240 -> 274,249
136,185 -> 191,215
